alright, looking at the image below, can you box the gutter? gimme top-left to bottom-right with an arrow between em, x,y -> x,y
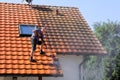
79,56 -> 87,80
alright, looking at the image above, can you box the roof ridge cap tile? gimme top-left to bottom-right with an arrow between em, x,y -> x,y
32,4 -> 78,9
0,2 -> 79,9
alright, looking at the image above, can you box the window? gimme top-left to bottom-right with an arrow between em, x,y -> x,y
13,77 -> 17,80
19,24 -> 36,37
38,77 -> 42,80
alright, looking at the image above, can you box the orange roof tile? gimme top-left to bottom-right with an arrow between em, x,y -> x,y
0,51 -> 62,76
0,2 -> 107,76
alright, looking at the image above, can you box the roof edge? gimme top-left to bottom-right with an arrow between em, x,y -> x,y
0,74 -> 63,77
57,52 -> 107,56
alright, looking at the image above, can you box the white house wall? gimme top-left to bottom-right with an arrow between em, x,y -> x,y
0,77 -> 4,80
0,77 -> 38,80
43,55 -> 83,80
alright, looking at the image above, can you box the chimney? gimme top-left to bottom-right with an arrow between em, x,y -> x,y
53,8 -> 59,15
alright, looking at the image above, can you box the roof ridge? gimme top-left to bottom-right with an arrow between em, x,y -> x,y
32,4 -> 78,9
0,2 -> 23,5
0,2 -> 78,9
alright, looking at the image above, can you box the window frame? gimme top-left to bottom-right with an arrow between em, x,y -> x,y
19,24 -> 36,37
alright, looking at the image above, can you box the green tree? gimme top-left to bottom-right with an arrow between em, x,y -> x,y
111,52 -> 120,80
83,20 -> 120,80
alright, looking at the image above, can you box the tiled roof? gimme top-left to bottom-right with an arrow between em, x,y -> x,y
0,2 -> 107,76
34,5 -> 107,55
0,50 -> 62,76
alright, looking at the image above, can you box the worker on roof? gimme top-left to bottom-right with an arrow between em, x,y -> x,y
30,26 -> 46,62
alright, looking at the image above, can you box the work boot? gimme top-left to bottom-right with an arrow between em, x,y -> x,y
30,57 -> 36,62
40,50 -> 45,55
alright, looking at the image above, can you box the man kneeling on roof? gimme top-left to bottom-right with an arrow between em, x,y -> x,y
30,26 -> 46,62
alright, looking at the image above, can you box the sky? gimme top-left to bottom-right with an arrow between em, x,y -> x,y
0,0 -> 120,29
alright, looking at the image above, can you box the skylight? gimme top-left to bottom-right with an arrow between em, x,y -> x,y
19,24 -> 35,36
